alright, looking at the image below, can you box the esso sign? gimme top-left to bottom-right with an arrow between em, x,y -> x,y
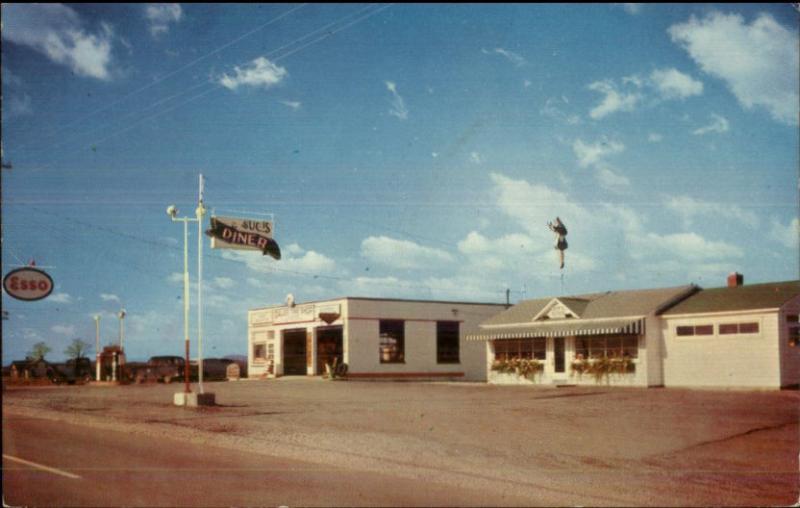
3,267 -> 54,301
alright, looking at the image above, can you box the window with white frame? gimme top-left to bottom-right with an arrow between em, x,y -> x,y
492,338 -> 546,361
574,336 -> 638,359
675,324 -> 714,337
718,322 -> 760,335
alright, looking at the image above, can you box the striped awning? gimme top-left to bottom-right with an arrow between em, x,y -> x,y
466,318 -> 645,341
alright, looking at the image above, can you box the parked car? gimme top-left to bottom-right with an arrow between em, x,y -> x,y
48,357 -> 93,384
197,358 -> 236,381
128,355 -> 185,384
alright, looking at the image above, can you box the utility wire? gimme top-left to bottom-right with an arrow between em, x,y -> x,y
13,4 -> 309,154
23,4 -> 392,175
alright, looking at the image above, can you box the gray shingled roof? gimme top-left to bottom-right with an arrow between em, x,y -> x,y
662,280 -> 800,315
482,285 -> 697,327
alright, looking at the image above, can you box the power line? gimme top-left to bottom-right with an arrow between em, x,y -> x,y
21,4 -> 393,175
12,4 -> 310,155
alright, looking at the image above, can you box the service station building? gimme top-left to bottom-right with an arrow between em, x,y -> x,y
248,297 -> 507,381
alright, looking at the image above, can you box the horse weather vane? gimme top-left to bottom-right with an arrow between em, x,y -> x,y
548,217 -> 568,270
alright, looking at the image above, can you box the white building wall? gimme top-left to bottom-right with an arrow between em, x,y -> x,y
248,298 -> 347,378
662,310 -> 781,389
345,299 -> 504,381
644,314 -> 662,387
248,298 -> 503,381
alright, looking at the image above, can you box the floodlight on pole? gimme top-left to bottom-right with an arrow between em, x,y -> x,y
167,204 -> 198,395
94,315 -> 101,381
117,309 -> 126,350
196,174 -> 206,394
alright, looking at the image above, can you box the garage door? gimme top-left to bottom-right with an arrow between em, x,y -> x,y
283,329 -> 307,375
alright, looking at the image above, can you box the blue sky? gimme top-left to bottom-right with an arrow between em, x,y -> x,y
2,3 -> 798,363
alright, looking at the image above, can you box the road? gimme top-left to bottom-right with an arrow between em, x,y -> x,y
2,414 -> 538,507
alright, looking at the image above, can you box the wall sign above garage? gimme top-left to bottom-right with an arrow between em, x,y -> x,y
206,216 -> 281,260
3,266 -> 54,301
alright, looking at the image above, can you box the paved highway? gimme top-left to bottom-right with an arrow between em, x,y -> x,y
3,414 -> 535,507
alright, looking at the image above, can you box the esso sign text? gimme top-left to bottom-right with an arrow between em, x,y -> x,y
3,268 -> 54,301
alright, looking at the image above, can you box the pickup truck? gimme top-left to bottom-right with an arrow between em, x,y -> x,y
128,356 -> 185,384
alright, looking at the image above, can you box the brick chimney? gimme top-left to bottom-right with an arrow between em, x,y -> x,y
727,272 -> 743,288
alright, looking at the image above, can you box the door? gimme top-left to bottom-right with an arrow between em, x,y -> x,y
316,326 -> 344,375
282,329 -> 307,375
553,337 -> 566,374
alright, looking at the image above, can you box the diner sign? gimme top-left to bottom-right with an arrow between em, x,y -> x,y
206,216 -> 281,260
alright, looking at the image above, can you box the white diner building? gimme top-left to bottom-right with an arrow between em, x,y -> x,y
468,275 -> 799,390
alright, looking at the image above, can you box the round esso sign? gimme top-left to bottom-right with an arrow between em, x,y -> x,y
3,267 -> 54,301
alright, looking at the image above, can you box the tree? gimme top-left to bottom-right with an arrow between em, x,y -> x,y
27,342 -> 51,361
65,338 -> 91,360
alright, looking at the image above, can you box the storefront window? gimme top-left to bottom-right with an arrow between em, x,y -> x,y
575,336 -> 638,359
492,338 -> 545,361
379,320 -> 404,363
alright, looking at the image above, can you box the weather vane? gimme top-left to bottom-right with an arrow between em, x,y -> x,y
547,217 -> 568,270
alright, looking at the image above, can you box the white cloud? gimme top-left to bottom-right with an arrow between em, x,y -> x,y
167,272 -> 184,284
469,152 -> 483,164
145,3 -> 183,38
5,93 -> 33,119
589,69 -> 702,120
246,277 -> 269,289
49,293 -> 73,304
629,232 -> 743,262
280,100 -> 302,110
770,217 -> 799,249
487,172 -> 748,283
361,236 -> 453,270
285,243 -> 305,256
620,4 -> 642,15
669,11 -> 799,125
540,97 -> 582,125
648,133 -> 663,143
279,249 -> 336,274
385,81 -> 408,120
692,113 -> 729,135
666,195 -> 758,228
213,277 -> 235,289
1,3 -> 115,80
100,293 -> 121,303
649,68 -> 703,100
482,47 -> 527,67
489,172 -> 593,243
223,247 -> 336,276
218,57 -> 287,91
572,138 -> 625,168
51,324 -> 76,336
588,80 -> 642,119
595,165 -> 631,193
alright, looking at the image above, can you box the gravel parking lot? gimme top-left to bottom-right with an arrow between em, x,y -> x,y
3,379 -> 798,506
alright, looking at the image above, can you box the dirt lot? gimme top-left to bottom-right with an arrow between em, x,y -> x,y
3,378 -> 798,506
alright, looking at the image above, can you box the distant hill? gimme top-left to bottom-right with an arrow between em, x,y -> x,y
223,354 -> 247,363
